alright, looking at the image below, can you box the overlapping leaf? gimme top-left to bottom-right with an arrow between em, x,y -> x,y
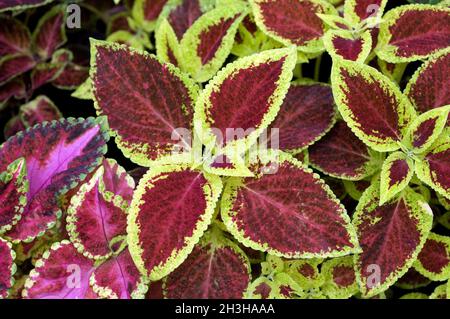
323,30 -> 372,62
321,256 -> 359,299
414,232 -> 450,281
380,152 -> 414,205
0,238 -> 15,299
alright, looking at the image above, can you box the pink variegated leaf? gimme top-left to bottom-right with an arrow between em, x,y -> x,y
353,182 -> 433,297
0,16 -> 31,56
309,120 -> 382,180
380,152 -> 414,205
0,117 -> 109,243
331,59 -> 416,152
19,95 -> 62,127
0,54 -> 35,85
0,158 -> 28,234
377,5 -> 450,63
269,82 -> 336,153
32,5 -> 67,60
0,0 -> 53,12
221,151 -> 359,258
128,163 -> 222,281
413,232 -> 450,281
90,39 -> 199,167
250,0 -> 336,53
67,159 -> 134,259
163,229 -> 251,299
132,0 -> 169,32
321,256 -> 359,299
323,29 -> 372,62
0,238 -> 16,299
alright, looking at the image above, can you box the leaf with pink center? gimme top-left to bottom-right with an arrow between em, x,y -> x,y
268,82 -> 336,153
321,256 -> 359,299
0,0 -> 53,12
127,163 -> 222,280
0,117 -> 109,242
163,228 -> 251,299
309,120 -> 382,180
19,95 -> 62,128
194,47 -> 296,156
179,4 -> 247,82
331,59 -> 416,152
250,0 -> 336,53
413,232 -> 450,281
221,151 -> 359,258
353,182 -> 433,297
380,152 -> 414,205
377,5 -> 450,63
67,159 -> 134,260
132,0 -> 169,32
415,128 -> 450,200
0,16 -> 31,56
32,5 -> 67,60
90,39 -> 199,167
323,29 -> 372,62
343,0 -> 387,23
0,238 -> 16,299
0,158 -> 28,234
0,54 -> 35,85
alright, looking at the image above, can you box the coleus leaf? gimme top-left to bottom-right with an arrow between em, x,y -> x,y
0,78 -> 26,106
3,116 -> 25,139
353,182 -> 433,297
132,0 -> 169,32
0,54 -> 35,85
220,151 -> 359,258
404,49 -> 450,123
127,163 -> 222,280
0,158 -> 28,234
285,259 -> 324,289
0,0 -> 53,12
343,0 -> 387,23
30,61 -> 66,91
271,272 -> 304,299
179,3 -> 247,82
323,29 -> 372,62
430,283 -> 448,299
155,19 -> 182,66
402,105 -> 450,153
32,5 -> 67,60
415,128 -> 450,200
309,120 -> 382,180
268,82 -> 336,153
0,16 -> 31,56
413,232 -> 450,281
400,292 -> 428,299
245,276 -> 276,299
90,39 -> 199,167
377,4 -> 450,63
67,159 -> 134,260
0,238 -> 16,299
380,152 -> 414,205
250,0 -> 336,53
52,63 -> 89,90
0,117 -> 109,242
162,0 -> 203,40
395,268 -> 431,290
163,228 -> 251,298
194,47 -> 296,156
331,58 -> 416,152
19,95 -> 62,127
321,256 -> 359,299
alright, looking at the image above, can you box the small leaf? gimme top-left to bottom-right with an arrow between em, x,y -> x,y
52,63 -> 89,90
321,256 -> 359,299
285,259 -> 323,289
0,16 -> 31,56
0,54 -> 35,85
161,0 -> 203,40
343,0 -> 387,23
155,19 -> 181,66
0,0 -> 53,12
0,238 -> 16,299
380,152 -> 414,205
132,0 -> 169,32
245,276 -> 275,299
19,95 -> 62,127
323,29 -> 372,63
353,182 -> 433,297
413,232 -> 450,281
331,59 -> 416,152
395,268 -> 431,290
430,283 -> 447,299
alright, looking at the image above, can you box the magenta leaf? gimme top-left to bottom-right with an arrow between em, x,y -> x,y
0,54 -> 35,85
3,116 -> 25,139
0,117 -> 109,242
0,16 -> 31,56
0,238 -> 15,299
0,78 -> 26,106
19,95 -> 62,127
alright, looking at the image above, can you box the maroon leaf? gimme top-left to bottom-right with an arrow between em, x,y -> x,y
167,0 -> 202,40
0,16 -> 30,56
0,238 -> 15,298
52,63 -> 89,90
0,54 -> 35,85
19,95 -> 62,127
414,232 -> 450,281
396,268 -> 431,289
4,116 -> 26,139
0,78 -> 25,105
0,0 -> 53,12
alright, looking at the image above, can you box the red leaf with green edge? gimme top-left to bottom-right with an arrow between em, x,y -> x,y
90,249 -> 148,299
30,61 -> 66,91
32,5 -> 67,60
430,283 -> 448,299
404,49 -> 450,124
67,159 -> 134,260
323,29 -> 372,62
127,163 -> 222,281
0,54 -> 35,85
194,47 -> 296,155
0,158 -> 28,234
285,259 -> 323,289
269,82 -> 336,153
132,0 -> 169,32
0,117 -> 109,243
0,16 -> 30,56
343,0 -> 387,23
52,63 -> 89,90
164,0 -> 202,40
0,78 -> 26,105
271,272 -> 303,299
377,5 -> 450,63
321,256 -> 359,299
90,39 -> 199,167
396,268 -> 430,290
3,116 -> 25,139
403,105 -> 450,154
250,0 -> 336,53
163,229 -> 251,299
353,182 -> 433,297
377,58 -> 407,83
221,151 -> 359,258
413,232 -> 450,281
0,238 -> 16,299
245,276 -> 275,299
0,0 -> 53,12
380,152 -> 414,205
331,58 -> 416,152
309,120 -> 382,180
155,19 -> 181,67
22,241 -> 97,299
415,128 -> 450,200
202,152 -> 254,177
19,95 -> 62,128
179,4 -> 247,82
